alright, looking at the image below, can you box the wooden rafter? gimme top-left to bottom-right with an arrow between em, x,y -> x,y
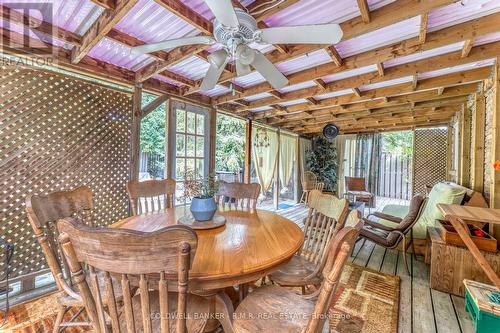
419,13 -> 428,44
461,39 -> 473,58
72,0 -> 139,63
314,79 -> 328,91
326,46 -> 343,66
90,0 -> 116,10
377,63 -> 385,76
248,0 -> 301,22
352,87 -> 362,97
356,0 -> 371,23
154,0 -> 212,34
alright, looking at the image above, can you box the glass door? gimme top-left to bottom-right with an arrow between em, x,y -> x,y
172,104 -> 209,204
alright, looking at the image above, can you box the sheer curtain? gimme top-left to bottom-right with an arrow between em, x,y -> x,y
279,134 -> 297,192
252,126 -> 279,192
354,133 -> 381,207
299,137 -> 312,181
334,134 -> 356,196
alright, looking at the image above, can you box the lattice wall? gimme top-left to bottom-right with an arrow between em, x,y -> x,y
0,66 -> 132,278
413,128 -> 448,195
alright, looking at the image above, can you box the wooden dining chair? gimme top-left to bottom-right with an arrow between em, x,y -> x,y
127,178 -> 176,215
300,171 -> 318,204
269,190 -> 350,290
57,218 -> 211,333
25,186 -> 95,332
232,220 -> 363,333
215,181 -> 261,209
345,176 -> 374,209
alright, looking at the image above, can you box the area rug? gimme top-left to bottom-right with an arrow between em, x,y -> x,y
1,263 -> 399,333
328,263 -> 400,333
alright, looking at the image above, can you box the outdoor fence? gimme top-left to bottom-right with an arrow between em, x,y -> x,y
377,153 -> 413,200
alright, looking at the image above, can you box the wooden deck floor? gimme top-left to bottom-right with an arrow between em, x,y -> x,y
268,202 -> 475,333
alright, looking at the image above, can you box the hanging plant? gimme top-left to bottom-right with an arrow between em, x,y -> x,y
253,127 -> 270,153
306,136 -> 338,192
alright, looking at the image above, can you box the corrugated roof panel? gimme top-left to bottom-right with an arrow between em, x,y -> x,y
88,37 -> 154,70
263,0 -> 395,26
115,0 -> 200,44
244,92 -> 273,101
0,18 -> 73,49
5,0 -> 104,36
322,64 -> 377,83
280,98 -> 308,107
335,16 -> 420,58
201,85 -> 232,97
383,42 -> 464,68
428,0 -> 500,32
277,49 -> 332,75
167,55 -> 210,81
279,81 -> 317,93
474,31 -> 500,46
181,0 -> 256,20
233,71 -> 266,88
250,106 -> 274,112
359,76 -> 414,91
153,74 -> 185,87
417,59 -> 495,80
314,89 -> 353,100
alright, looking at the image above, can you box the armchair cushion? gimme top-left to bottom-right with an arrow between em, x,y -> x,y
370,212 -> 403,224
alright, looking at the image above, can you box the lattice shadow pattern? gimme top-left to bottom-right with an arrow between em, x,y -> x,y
0,66 -> 132,278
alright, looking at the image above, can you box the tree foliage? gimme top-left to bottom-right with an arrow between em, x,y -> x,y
139,93 -> 165,178
215,114 -> 245,172
381,131 -> 413,156
306,136 -> 338,192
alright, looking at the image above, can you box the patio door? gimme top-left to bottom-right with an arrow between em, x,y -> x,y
170,101 -> 210,204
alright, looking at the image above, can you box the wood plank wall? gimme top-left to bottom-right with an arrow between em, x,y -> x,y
0,66 -> 132,278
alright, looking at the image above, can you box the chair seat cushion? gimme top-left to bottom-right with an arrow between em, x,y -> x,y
119,291 -> 210,333
347,191 -> 373,199
234,285 -> 315,333
360,225 -> 399,247
269,255 -> 321,286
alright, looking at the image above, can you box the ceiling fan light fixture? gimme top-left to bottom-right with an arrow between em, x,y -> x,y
236,44 -> 255,65
208,49 -> 228,68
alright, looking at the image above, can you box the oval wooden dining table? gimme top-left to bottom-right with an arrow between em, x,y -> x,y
111,206 -> 304,332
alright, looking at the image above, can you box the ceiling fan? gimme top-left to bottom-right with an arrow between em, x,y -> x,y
131,0 -> 343,92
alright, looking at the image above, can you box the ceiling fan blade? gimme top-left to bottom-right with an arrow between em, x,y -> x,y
250,49 -> 288,90
236,59 -> 252,77
200,50 -> 229,91
204,0 -> 239,28
130,36 -> 215,55
257,23 -> 343,44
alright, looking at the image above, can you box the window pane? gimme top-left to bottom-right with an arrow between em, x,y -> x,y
186,158 -> 195,175
196,136 -> 204,158
187,111 -> 196,134
176,109 -> 185,132
186,135 -> 195,157
196,159 -> 204,179
176,158 -> 185,180
196,114 -> 205,135
176,134 -> 185,157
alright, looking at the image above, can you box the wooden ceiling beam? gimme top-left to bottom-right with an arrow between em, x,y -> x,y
215,10 -> 500,104
242,64 -> 490,112
249,0 -> 301,22
154,0 -> 212,34
326,46 -> 343,66
90,0 -> 116,10
314,79 -> 328,92
357,0 -> 371,23
352,87 -> 362,97
72,0 -> 139,63
377,62 -> 385,76
188,0 -> 458,96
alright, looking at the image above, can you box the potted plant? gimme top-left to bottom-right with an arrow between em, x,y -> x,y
182,171 -> 219,221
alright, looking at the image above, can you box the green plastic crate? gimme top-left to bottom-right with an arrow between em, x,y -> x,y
465,286 -> 500,333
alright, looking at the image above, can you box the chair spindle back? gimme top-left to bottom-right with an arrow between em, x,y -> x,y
57,218 -> 198,333
300,190 -> 349,266
215,181 -> 261,209
127,179 -> 176,215
25,186 -> 93,292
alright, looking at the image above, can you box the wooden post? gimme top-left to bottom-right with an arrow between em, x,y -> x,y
164,98 -> 171,179
209,107 -> 217,175
130,84 -> 142,181
456,113 -> 463,184
293,137 -> 300,203
470,93 -> 485,193
460,102 -> 471,187
491,59 -> 500,240
274,129 -> 280,210
244,119 -> 252,184
166,98 -> 175,179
